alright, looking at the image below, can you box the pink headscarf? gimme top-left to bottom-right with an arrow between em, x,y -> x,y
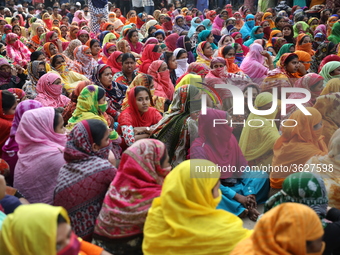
165,33 -> 180,51
14,107 -> 67,204
148,60 -> 174,100
35,73 -> 70,107
190,108 -> 247,179
240,43 -> 268,84
73,10 -> 84,23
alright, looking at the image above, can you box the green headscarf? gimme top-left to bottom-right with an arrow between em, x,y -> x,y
103,33 -> 117,45
265,172 -> 328,220
319,61 -> 340,85
197,30 -> 217,50
328,22 -> 340,45
293,21 -> 312,38
273,43 -> 294,67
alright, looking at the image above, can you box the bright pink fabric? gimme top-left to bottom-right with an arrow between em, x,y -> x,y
148,60 -> 174,100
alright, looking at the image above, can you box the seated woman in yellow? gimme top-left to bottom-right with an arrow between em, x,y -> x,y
143,159 -> 251,255
239,92 -> 280,166
50,54 -> 90,94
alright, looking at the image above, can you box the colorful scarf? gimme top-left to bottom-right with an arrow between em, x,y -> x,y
70,45 -> 98,79
5,33 -> 31,67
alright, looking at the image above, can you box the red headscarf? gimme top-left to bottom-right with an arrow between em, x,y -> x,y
118,87 -> 162,127
318,55 -> 340,73
107,51 -> 123,73
206,10 -> 216,22
139,44 -> 162,74
148,60 -> 174,100
164,33 -> 179,52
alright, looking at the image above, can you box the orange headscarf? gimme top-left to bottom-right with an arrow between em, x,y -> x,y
295,33 -> 315,56
266,30 -> 282,47
217,46 -> 241,73
262,12 -> 275,29
230,203 -> 324,255
270,107 -> 328,189
293,50 -> 311,77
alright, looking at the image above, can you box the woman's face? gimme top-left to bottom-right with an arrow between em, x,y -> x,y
331,66 -> 340,76
303,16 -> 308,23
122,57 -> 136,74
72,28 -> 79,36
117,54 -> 123,63
54,56 -> 65,67
49,43 -> 58,55
285,57 -> 300,73
106,25 -> 114,31
234,33 -> 242,40
50,32 -> 58,41
155,34 -> 164,43
13,26 -> 21,35
302,36 -> 311,44
177,18 -> 184,27
60,27 -> 67,37
98,94 -> 107,105
223,36 -> 233,46
282,26 -> 291,36
100,67 -> 113,88
79,21 -> 87,27
62,17 -> 68,24
115,9 -> 121,16
2,95 -> 17,115
136,90 -> 150,114
311,19 -> 318,26
37,27 -> 44,37
53,20 -> 59,26
158,62 -> 168,72
265,14 -> 273,20
12,20 -> 19,26
289,46 -> 295,53
262,21 -> 270,28
91,41 -> 101,55
224,48 -> 235,58
56,222 -> 72,252
197,26 -> 205,33
311,81 -> 323,92
109,38 -> 117,44
178,52 -> 188,59
78,33 -> 88,44
243,87 -> 259,104
255,27 -> 264,34
195,17 -> 201,23
159,16 -> 165,23
168,55 -> 177,70
212,62 -> 225,69
203,42 -> 213,57
107,46 -> 117,55
84,48 -> 92,55
37,63 -> 45,73
277,18 -> 285,28
130,32 -> 139,43
207,32 -> 214,43
77,12 -> 83,19
275,32 -> 283,37
54,113 -> 65,134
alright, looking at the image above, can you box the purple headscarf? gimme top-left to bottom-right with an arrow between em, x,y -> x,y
176,35 -> 195,64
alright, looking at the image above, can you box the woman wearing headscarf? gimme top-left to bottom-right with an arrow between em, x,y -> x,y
310,42 -> 337,73
197,30 -> 218,50
151,85 -> 200,166
196,41 -> 213,67
99,43 -> 117,65
70,45 -> 98,80
313,93 -> 340,145
106,50 -> 123,73
293,50 -> 312,77
231,203 -> 324,255
114,8 -> 126,24
270,108 -> 328,192
319,61 -> 340,85
2,100 -> 42,186
108,12 -> 124,32
163,33 -> 179,52
281,24 -> 294,43
174,48 -> 188,79
53,119 -> 117,241
273,43 -> 295,67
213,10 -> 228,31
125,29 -> 143,54
295,33 -> 315,56
188,17 -> 202,38
176,35 -> 195,63
6,33 -> 30,68
34,73 -> 70,108
239,14 -> 255,40
190,109 -> 269,220
218,45 -> 242,74
63,39 -> 82,61
293,21 -> 311,38
321,78 -> 340,96
143,159 -> 252,254
328,21 -> 340,44
233,12 -> 244,30
177,62 -> 210,84
118,87 -> 162,147
0,203 -> 110,254
138,44 -> 161,74
327,16 -> 339,37
85,39 -> 101,61
28,23 -> 45,52
147,60 -> 174,101
261,53 -> 300,98
266,30 -> 282,48
172,15 -> 190,36
284,73 -> 324,120
243,26 -> 264,47
13,107 -> 66,204
262,12 -> 275,29
231,32 -> 250,56
94,139 -> 170,254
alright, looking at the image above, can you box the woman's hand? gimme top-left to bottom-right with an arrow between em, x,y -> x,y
234,193 -> 257,209
261,50 -> 270,58
11,66 -> 18,77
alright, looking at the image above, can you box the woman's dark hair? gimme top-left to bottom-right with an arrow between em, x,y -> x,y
127,29 -> 138,41
196,25 -> 205,32
87,119 -> 108,145
11,17 -> 18,23
295,15 -> 305,22
222,45 -> 234,56
154,31 -> 165,39
30,51 -> 45,62
243,83 -> 260,94
275,16 -> 284,26
97,87 -> 105,101
57,214 -> 67,224
89,39 -> 100,48
152,44 -> 160,53
162,51 -> 174,66
122,53 -> 135,63
176,49 -> 187,59
160,147 -> 168,166
134,86 -> 154,106
147,26 -> 156,35
99,66 -> 112,79
51,54 -> 64,67
284,53 -> 298,65
1,90 -> 16,111
53,108 -> 63,130
299,35 -> 309,45
255,26 -> 261,33
233,43 -> 240,52
145,74 -> 154,86
12,24 -> 21,33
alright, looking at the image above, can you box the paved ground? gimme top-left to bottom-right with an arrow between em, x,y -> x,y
242,204 -> 264,230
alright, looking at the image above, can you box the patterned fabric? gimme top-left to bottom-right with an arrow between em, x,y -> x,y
121,73 -> 166,113
70,45 -> 98,79
94,139 -> 170,238
63,39 -> 82,60
310,42 -> 337,73
6,33 -> 31,67
88,0 -> 108,33
196,41 -> 212,67
0,58 -> 13,87
265,172 -> 328,220
313,93 -> 340,145
120,125 -> 135,146
152,85 -> 200,166
113,70 -> 139,86
53,120 -> 116,240
172,15 -> 189,35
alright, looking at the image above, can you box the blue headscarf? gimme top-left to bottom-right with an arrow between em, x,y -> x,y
244,26 -> 264,47
239,14 -> 255,40
202,19 -> 212,31
188,17 -> 203,38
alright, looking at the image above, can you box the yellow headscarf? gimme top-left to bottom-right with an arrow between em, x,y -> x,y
0,204 -> 69,255
230,203 -> 324,255
320,78 -> 340,95
239,92 -> 280,163
142,159 -> 252,255
174,73 -> 202,90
